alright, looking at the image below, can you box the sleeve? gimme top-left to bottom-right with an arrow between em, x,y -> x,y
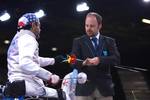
71,38 -> 83,68
18,34 -> 52,80
100,38 -> 120,66
38,57 -> 55,67
71,38 -> 81,58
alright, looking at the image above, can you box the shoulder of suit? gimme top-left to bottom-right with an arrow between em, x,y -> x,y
74,35 -> 87,41
102,35 -> 115,41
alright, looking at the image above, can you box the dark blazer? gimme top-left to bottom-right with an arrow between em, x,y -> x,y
71,34 -> 120,96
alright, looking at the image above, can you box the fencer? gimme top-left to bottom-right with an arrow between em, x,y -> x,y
5,13 -> 65,99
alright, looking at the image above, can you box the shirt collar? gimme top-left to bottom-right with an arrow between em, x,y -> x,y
19,29 -> 36,39
90,32 -> 100,40
96,32 -> 100,40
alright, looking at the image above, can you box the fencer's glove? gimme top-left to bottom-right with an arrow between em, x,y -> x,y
48,74 -> 60,85
54,55 -> 64,64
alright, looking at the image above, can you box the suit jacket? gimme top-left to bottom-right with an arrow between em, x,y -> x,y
71,34 -> 120,96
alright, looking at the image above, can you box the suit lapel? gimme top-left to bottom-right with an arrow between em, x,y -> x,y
83,35 -> 105,57
83,35 -> 96,57
85,35 -> 95,51
97,35 -> 105,56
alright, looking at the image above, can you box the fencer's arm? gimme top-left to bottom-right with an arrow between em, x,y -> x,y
18,34 -> 53,80
38,55 -> 64,66
18,34 -> 60,83
39,57 -> 55,67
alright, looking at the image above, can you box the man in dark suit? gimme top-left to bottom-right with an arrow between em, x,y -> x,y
71,12 -> 120,100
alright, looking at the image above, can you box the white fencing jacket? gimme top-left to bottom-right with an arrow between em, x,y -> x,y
7,29 -> 55,87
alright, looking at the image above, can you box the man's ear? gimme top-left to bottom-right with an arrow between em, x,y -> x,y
30,22 -> 36,33
31,22 -> 36,28
31,22 -> 37,31
98,23 -> 102,30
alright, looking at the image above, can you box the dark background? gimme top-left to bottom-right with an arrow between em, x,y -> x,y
0,0 -> 150,99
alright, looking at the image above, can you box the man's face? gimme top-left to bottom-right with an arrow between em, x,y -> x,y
85,15 -> 102,37
31,21 -> 41,39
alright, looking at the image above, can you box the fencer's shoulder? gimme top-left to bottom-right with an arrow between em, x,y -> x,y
18,33 -> 35,41
18,30 -> 36,39
17,31 -> 37,45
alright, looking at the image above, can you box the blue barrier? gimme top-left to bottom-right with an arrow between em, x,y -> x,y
3,96 -> 24,100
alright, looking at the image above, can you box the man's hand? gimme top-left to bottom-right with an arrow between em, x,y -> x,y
54,55 -> 64,64
82,58 -> 91,66
90,57 -> 100,66
48,74 -> 60,85
82,57 -> 100,66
